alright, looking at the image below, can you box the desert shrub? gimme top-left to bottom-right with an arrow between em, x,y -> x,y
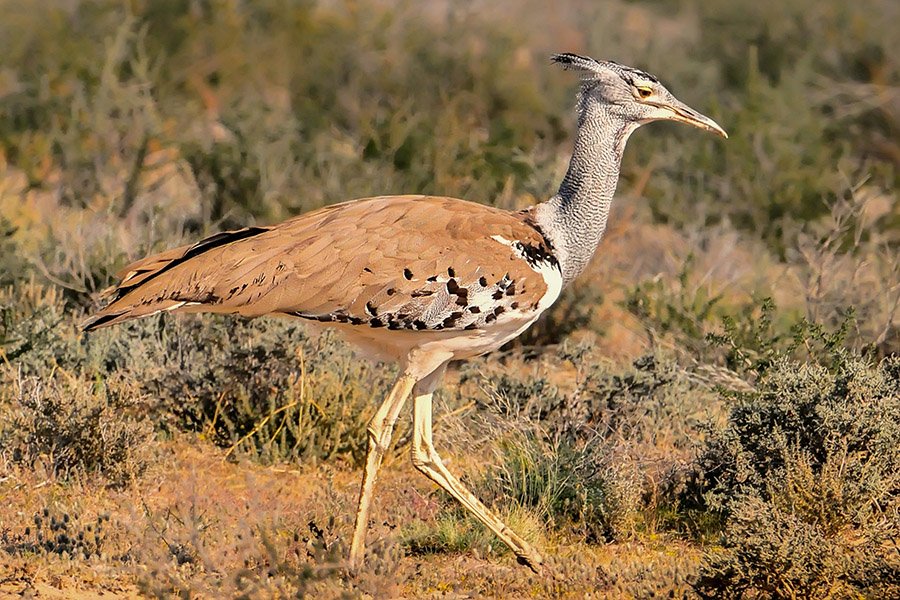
640,0 -> 898,252
623,252 -> 810,371
475,349 -> 725,459
0,371 -> 153,486
682,352 -> 900,598
625,254 -> 727,354
627,213 -> 896,374
0,279 -> 392,467
0,281 -> 75,369
418,348 -> 723,550
0,1 -> 561,243
82,315 -> 394,466
690,354 -> 899,510
0,217 -> 29,288
695,494 -> 900,600
480,430 -> 642,543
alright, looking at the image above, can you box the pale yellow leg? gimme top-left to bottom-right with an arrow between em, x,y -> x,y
349,373 -> 417,569
411,387 -> 544,571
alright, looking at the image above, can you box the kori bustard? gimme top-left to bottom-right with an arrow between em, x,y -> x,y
84,53 -> 726,571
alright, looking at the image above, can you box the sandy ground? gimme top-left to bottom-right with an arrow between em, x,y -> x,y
0,439 -> 699,599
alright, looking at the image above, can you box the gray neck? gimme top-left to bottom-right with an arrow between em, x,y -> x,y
535,101 -> 636,285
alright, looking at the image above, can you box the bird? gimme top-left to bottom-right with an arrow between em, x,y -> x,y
83,52 -> 726,572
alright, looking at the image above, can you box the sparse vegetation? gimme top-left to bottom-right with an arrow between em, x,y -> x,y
0,0 -> 896,597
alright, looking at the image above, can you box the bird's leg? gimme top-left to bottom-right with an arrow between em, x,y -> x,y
349,372 -> 417,569
411,389 -> 544,572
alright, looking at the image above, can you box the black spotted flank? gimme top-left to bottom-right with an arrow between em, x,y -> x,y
442,311 -> 464,328
291,297 -> 514,333
445,278 -> 470,307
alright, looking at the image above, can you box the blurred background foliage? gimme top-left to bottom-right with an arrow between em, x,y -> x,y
0,0 -> 895,345
0,0 -> 897,597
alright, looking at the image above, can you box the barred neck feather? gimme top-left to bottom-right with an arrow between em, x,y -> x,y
534,97 -> 637,285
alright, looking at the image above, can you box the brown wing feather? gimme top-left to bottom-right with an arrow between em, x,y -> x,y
82,196 -> 555,332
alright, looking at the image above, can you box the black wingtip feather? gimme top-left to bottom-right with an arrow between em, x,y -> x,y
81,312 -> 124,332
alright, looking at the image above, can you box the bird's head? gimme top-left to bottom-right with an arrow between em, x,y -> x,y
552,52 -> 727,139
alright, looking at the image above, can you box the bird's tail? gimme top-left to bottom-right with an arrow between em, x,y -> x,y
81,226 -> 270,331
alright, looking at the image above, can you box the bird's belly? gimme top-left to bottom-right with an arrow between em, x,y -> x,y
308,312 -> 541,369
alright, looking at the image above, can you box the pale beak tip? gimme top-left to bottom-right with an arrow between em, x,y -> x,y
667,101 -> 729,140
704,118 -> 728,139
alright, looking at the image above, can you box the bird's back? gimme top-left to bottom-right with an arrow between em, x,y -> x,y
83,196 -> 561,348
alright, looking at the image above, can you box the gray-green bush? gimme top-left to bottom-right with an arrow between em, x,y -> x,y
1,371 -> 153,486
685,352 -> 900,598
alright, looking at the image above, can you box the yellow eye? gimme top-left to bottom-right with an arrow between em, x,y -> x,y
636,86 -> 653,99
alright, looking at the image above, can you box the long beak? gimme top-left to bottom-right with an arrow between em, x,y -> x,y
664,99 -> 728,139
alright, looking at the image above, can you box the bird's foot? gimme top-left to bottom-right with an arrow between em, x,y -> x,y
516,550 -> 544,574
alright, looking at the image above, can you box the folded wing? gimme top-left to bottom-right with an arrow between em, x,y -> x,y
83,196 -> 555,333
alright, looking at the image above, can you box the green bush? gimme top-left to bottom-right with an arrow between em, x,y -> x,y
685,353 -> 900,597
483,431 -> 642,543
691,354 -> 899,510
696,494 -> 900,600
433,348 -> 723,546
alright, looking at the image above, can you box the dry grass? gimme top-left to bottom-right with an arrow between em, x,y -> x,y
0,439 -> 705,599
